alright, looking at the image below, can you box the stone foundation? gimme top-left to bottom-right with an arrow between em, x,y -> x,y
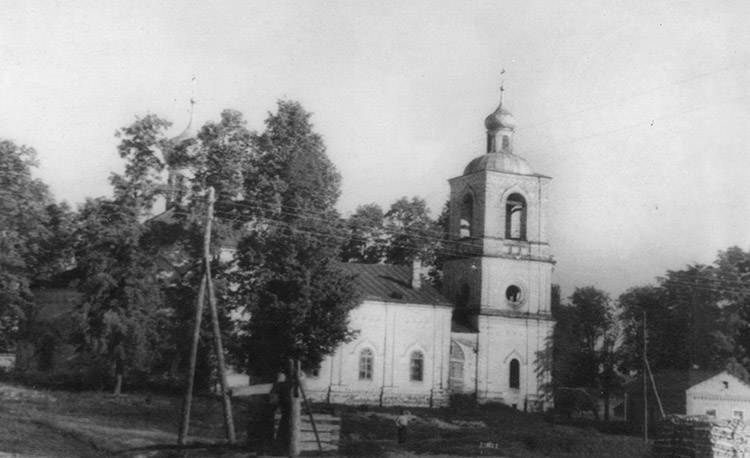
305,385 -> 448,407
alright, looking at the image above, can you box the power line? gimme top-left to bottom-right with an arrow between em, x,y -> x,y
516,59 -> 750,133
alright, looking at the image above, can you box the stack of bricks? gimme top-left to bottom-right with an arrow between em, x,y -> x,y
655,415 -> 750,458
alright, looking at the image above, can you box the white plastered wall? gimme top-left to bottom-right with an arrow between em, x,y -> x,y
304,300 -> 453,406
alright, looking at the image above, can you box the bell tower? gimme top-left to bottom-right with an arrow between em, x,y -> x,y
444,89 -> 554,407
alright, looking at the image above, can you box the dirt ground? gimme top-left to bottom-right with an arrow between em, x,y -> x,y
0,382 -> 650,458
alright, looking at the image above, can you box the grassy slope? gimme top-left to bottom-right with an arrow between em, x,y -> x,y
339,403 -> 650,458
0,383 -> 649,458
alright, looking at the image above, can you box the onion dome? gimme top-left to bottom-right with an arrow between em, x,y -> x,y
463,88 -> 534,176
484,104 -> 517,132
172,77 -> 198,146
171,99 -> 197,145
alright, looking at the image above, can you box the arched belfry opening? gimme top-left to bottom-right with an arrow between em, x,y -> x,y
505,193 -> 527,240
460,193 -> 474,237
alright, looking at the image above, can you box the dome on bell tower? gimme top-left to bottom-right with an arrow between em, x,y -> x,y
463,152 -> 533,175
484,104 -> 517,132
463,89 -> 533,176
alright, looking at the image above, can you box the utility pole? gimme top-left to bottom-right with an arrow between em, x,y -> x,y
643,311 -> 648,443
289,359 -> 301,457
204,187 -> 236,443
178,187 -> 236,445
286,272 -> 313,457
179,275 -> 207,444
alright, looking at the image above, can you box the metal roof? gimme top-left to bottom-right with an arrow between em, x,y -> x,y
338,262 -> 453,307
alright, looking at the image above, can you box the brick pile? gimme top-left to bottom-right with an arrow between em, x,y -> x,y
655,415 -> 750,458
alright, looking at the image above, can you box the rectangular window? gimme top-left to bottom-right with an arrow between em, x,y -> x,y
706,409 -> 716,418
734,410 -> 744,420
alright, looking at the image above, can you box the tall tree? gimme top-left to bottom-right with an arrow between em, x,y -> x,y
231,101 -> 359,453
554,286 -> 620,420
340,203 -> 387,264
383,196 -> 438,265
618,284 -> 681,373
73,197 -> 164,394
619,247 -> 750,377
0,140 -> 73,352
195,109 -> 252,209
111,114 -> 172,212
74,115 -> 171,393
234,100 -> 357,374
551,285 -> 578,389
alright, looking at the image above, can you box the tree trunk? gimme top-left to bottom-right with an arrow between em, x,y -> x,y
277,377 -> 290,449
113,358 -> 123,396
604,391 -> 611,421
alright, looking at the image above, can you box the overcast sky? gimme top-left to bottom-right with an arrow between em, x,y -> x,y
3,0 -> 750,299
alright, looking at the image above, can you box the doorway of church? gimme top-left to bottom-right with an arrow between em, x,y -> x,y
449,342 -> 465,392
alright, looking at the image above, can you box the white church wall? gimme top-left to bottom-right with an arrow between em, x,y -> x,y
475,314 -> 553,409
304,299 -> 453,407
480,257 -> 553,314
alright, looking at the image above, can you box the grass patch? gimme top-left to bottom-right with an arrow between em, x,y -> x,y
0,381 -> 650,457
338,402 -> 650,458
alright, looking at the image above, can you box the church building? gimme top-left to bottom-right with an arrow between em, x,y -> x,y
304,94 -> 555,410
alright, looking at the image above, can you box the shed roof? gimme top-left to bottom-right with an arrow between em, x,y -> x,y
338,263 -> 453,307
687,370 -> 750,392
624,370 -> 719,395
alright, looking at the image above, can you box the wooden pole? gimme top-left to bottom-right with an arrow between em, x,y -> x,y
178,186 -> 217,445
289,359 -> 301,457
178,274 -> 207,444
643,311 -> 648,443
296,370 -> 323,452
204,187 -> 236,443
645,354 -> 665,417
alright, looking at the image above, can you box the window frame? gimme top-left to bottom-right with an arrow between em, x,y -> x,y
359,348 -> 374,381
509,358 -> 520,389
410,351 -> 424,382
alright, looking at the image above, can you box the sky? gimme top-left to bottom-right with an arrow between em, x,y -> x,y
3,0 -> 750,299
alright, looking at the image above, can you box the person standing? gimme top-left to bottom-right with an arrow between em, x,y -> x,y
396,409 -> 411,444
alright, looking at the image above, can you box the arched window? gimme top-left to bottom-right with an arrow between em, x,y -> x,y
460,194 -> 474,237
359,348 -> 374,381
502,135 -> 510,151
505,193 -> 527,240
410,351 -> 424,382
509,358 -> 520,389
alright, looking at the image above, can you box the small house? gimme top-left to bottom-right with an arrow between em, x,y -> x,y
686,371 -> 750,421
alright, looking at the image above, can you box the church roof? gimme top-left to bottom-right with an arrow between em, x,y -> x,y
463,151 -> 535,176
338,263 -> 453,307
